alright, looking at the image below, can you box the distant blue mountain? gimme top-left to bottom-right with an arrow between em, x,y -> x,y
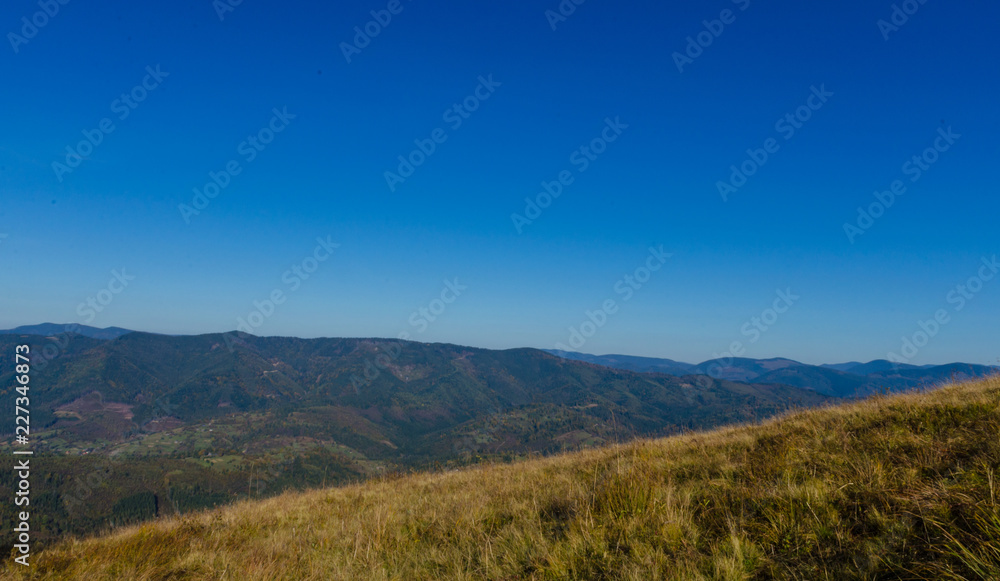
821,362 -> 865,373
549,352 -> 998,398
0,323 -> 133,341
839,360 -> 922,374
692,357 -> 802,382
544,351 -> 695,376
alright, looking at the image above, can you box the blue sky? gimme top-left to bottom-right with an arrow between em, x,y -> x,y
1,0 -> 998,365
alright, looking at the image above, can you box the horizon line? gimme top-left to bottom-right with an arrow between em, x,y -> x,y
2,321 -> 996,369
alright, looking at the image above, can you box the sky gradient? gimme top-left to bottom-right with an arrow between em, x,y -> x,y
1,0 -> 998,366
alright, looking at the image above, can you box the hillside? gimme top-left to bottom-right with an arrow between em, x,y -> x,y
7,375 -> 999,580
1,332 -> 829,455
0,332 -> 830,552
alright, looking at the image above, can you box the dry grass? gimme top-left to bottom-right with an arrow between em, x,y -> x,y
5,376 -> 1000,580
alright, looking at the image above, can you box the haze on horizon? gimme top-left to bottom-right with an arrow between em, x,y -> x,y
1,0 -> 998,367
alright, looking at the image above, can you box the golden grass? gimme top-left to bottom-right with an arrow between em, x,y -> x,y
6,376 -> 1000,580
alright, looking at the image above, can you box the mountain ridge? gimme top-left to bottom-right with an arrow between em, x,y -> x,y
0,331 -> 832,553
547,350 -> 997,397
5,325 -> 992,375
0,323 -> 134,341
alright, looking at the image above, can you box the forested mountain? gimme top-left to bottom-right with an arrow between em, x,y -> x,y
0,331 -> 831,552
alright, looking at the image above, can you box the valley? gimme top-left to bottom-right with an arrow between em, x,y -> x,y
4,373 -> 998,579
0,329 -> 835,553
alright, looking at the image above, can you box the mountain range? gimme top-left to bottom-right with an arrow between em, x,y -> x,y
546,350 -> 997,398
0,325 -> 994,554
0,327 -> 832,552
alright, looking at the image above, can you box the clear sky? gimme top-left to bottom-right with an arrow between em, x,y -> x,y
1,0 -> 998,366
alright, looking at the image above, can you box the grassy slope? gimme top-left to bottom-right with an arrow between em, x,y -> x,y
5,376 -> 1000,581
